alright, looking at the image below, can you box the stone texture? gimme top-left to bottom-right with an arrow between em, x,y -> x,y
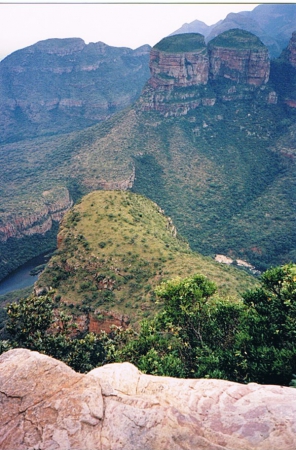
0,38 -> 150,142
1,349 -> 296,450
287,31 -> 296,68
209,46 -> 270,86
149,47 -> 209,88
0,187 -> 73,242
141,30 -> 271,115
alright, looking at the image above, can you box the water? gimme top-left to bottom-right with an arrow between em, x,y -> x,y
0,252 -> 53,296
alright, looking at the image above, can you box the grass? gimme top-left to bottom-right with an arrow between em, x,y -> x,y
154,33 -> 207,53
36,191 -> 258,323
208,29 -> 266,50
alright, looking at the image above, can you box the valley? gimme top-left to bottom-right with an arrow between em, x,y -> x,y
0,7 -> 295,290
0,4 -> 296,412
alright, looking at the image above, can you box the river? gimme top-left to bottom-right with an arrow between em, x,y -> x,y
0,252 -> 53,296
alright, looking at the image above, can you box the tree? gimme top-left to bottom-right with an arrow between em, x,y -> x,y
241,264 -> 296,385
114,266 -> 296,386
113,274 -> 219,377
3,294 -> 107,373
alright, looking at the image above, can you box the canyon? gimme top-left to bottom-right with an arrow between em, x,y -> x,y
1,29 -> 296,281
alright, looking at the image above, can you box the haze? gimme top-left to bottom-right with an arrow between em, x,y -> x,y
0,2 -> 260,60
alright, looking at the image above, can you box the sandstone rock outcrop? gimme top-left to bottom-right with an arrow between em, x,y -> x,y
0,187 -> 73,242
149,33 -> 209,88
286,31 -> 296,68
1,348 -> 296,450
140,30 -> 272,115
0,38 -> 150,142
208,29 -> 270,86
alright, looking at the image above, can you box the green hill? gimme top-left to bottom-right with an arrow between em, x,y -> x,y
36,191 -> 257,323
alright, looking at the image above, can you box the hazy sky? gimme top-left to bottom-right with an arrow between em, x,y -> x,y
0,2 -> 262,60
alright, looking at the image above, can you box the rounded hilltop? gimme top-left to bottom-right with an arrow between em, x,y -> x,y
208,29 -> 266,50
154,33 -> 206,53
35,190 -> 257,323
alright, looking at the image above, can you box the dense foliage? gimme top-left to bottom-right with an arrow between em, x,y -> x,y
112,265 -> 296,386
1,294 -> 107,373
1,264 -> 295,386
34,191 -> 255,321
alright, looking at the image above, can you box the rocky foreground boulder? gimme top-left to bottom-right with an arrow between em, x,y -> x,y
1,349 -> 296,450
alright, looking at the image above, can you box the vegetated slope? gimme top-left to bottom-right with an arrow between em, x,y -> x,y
1,30 -> 296,281
36,190 -> 257,323
0,72 -> 295,277
0,38 -> 150,143
131,103 -> 295,271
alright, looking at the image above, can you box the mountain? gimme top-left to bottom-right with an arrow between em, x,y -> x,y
35,190 -> 256,325
171,3 -> 296,58
0,38 -> 150,143
1,30 -> 296,282
171,19 -> 220,38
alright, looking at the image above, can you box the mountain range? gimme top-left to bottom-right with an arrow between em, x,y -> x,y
171,3 -> 296,58
0,4 -> 296,285
0,38 -> 150,143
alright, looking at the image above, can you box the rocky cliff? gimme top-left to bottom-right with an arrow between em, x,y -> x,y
0,38 -> 150,143
1,349 -> 296,450
208,29 -> 270,86
270,31 -> 296,107
0,187 -> 73,242
287,31 -> 296,68
149,33 -> 209,88
140,30 -> 273,115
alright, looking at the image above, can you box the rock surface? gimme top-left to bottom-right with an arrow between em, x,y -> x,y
1,348 -> 296,450
149,34 -> 209,88
141,30 -> 271,115
287,31 -> 296,68
0,38 -> 150,142
0,187 -> 73,242
208,30 -> 270,86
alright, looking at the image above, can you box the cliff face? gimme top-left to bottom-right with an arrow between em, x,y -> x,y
1,349 -> 296,450
0,38 -> 150,142
208,29 -> 269,86
0,187 -> 73,242
287,31 -> 296,68
141,30 -> 272,115
149,34 -> 209,88
270,31 -> 296,107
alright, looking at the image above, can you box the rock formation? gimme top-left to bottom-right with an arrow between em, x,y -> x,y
0,38 -> 150,142
208,29 -> 270,86
0,187 -> 73,242
170,4 -> 296,59
1,349 -> 296,450
140,30 -> 273,115
271,31 -> 296,108
149,33 -> 209,88
286,31 -> 296,68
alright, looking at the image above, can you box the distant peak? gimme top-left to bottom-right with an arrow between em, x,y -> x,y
33,38 -> 86,55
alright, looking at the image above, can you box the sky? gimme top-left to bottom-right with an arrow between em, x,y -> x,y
0,2 -> 265,61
